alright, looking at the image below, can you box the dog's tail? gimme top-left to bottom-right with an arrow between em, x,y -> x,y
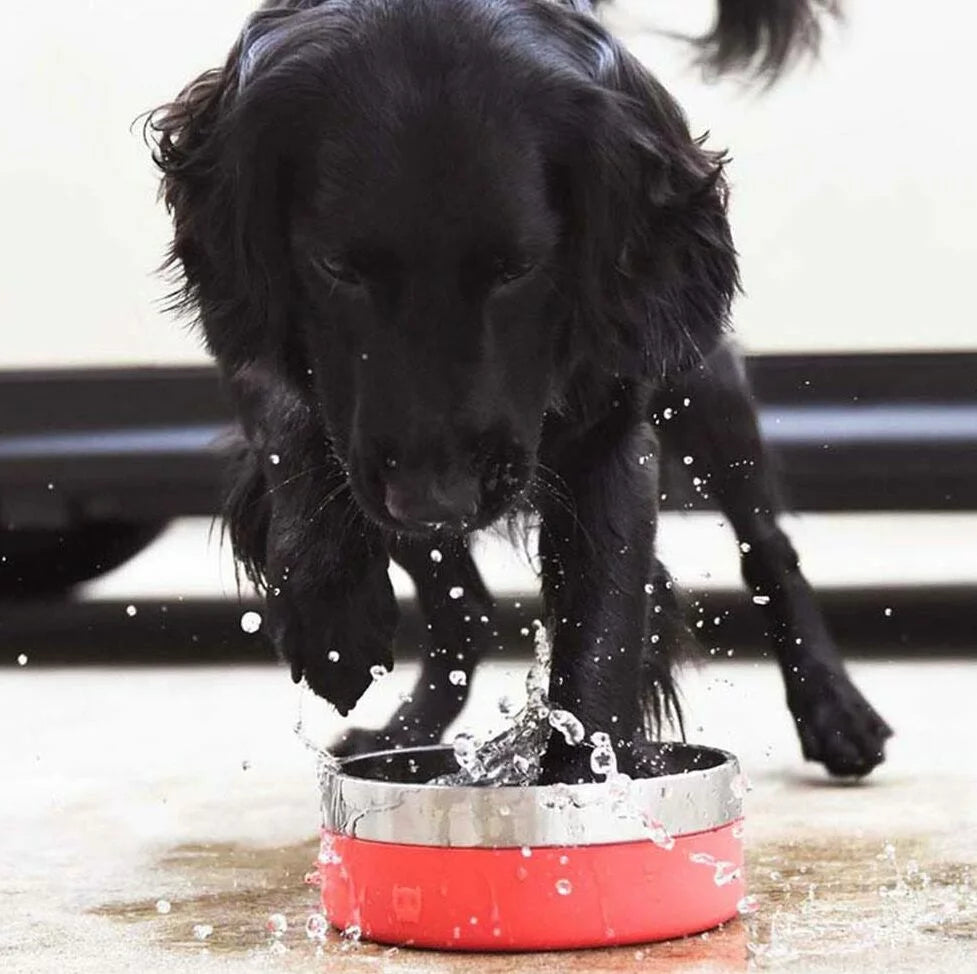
697,0 -> 841,78
575,0 -> 840,80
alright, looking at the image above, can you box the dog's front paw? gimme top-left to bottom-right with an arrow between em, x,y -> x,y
267,570 -> 398,717
788,665 -> 893,778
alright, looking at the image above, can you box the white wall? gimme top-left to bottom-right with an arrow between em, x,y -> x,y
2,0 -> 974,368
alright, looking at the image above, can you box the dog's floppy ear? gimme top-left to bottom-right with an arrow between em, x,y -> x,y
146,8 -> 306,369
551,16 -> 739,381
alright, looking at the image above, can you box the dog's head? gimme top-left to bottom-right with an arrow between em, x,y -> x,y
150,0 -> 737,535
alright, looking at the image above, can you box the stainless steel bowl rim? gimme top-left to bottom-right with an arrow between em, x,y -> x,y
320,743 -> 742,848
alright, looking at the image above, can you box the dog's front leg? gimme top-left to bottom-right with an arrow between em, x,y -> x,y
228,364 -> 398,716
536,401 -> 664,784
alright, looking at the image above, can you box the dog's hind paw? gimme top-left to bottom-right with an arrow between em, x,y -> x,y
788,665 -> 893,778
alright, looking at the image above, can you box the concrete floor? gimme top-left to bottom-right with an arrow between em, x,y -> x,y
3,656 -> 975,973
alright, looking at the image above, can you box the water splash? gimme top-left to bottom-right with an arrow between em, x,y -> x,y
548,709 -> 585,746
690,852 -> 742,886
305,913 -> 328,943
431,620 -> 554,786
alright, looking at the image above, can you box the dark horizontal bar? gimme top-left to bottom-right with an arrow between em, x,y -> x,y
3,403 -> 977,464
2,587 -> 973,665
2,354 -> 977,518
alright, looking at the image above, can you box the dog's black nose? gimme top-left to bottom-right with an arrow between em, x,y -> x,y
384,476 -> 479,528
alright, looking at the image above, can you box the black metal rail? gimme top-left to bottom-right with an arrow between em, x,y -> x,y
1,352 -> 975,528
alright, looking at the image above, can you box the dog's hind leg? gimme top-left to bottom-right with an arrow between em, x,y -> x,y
331,534 -> 496,757
652,340 -> 893,777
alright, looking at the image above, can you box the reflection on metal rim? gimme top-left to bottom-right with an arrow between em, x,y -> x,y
321,743 -> 741,848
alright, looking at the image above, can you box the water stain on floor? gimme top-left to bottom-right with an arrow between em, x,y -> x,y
94,833 -> 974,972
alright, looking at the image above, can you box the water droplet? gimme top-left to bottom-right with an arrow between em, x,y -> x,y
318,834 -> 342,866
643,582 -> 654,594
342,923 -> 362,943
589,731 -> 617,777
452,732 -> 484,775
16,654 -> 28,667
555,878 -> 573,896
730,772 -> 752,799
642,817 -> 675,851
449,669 -> 467,687
683,397 -> 691,407
125,604 -> 137,617
662,407 -> 673,419
682,455 -> 693,465
884,607 -> 893,617
429,548 -> 443,563
521,846 -> 533,858
192,923 -> 213,941
369,664 -> 387,680
155,899 -> 171,915
327,650 -> 340,662
739,541 -> 752,553
519,626 -> 530,636
752,594 -> 770,606
240,611 -> 262,634
269,453 -> 281,465
736,896 -> 760,916
690,852 -> 742,886
306,913 -> 328,942
548,708 -> 585,746
266,913 -> 288,937
449,586 -> 464,599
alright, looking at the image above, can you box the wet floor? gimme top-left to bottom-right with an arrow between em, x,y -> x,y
3,659 -> 976,973
91,831 -> 975,972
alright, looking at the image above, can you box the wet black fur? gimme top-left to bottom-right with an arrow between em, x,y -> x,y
150,0 -> 889,782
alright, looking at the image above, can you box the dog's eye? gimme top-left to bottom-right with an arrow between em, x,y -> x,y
314,254 -> 362,285
491,256 -> 535,287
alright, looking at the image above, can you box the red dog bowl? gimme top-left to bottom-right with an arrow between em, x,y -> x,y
318,742 -> 744,951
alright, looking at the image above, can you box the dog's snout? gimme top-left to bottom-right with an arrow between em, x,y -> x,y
384,475 -> 480,528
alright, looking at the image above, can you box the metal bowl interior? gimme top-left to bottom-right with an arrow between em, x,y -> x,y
321,742 -> 742,848
336,740 -> 728,786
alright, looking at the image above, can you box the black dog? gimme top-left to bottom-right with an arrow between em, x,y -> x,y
150,0 -> 889,782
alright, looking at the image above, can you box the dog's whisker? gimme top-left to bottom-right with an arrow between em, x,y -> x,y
308,478 -> 352,525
